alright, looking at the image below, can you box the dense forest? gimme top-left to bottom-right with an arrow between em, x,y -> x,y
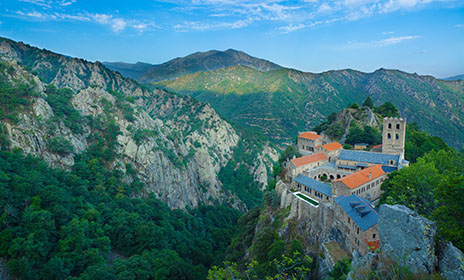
0,132 -> 241,279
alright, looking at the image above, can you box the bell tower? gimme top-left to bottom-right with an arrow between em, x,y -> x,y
382,117 -> 406,155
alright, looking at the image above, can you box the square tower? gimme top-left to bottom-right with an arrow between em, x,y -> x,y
382,117 -> 406,155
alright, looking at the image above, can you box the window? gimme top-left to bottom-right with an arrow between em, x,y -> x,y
396,124 -> 400,130
357,227 -> 359,235
388,123 -> 392,129
387,133 -> 391,139
348,217 -> 350,224
395,133 -> 399,140
373,233 -> 376,239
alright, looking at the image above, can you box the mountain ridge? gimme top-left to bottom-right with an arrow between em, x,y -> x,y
0,36 -> 277,209
103,48 -> 282,83
156,64 -> 464,149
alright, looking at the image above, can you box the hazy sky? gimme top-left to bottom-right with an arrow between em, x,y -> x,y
1,0 -> 463,78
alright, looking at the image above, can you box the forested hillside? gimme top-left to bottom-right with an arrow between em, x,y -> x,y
157,65 -> 464,149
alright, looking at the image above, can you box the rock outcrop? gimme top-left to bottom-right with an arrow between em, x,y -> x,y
378,204 -> 437,274
0,37 -> 277,210
438,242 -> 464,280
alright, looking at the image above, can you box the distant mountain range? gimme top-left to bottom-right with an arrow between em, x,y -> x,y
103,49 -> 281,83
106,49 -> 464,149
443,74 -> 464,81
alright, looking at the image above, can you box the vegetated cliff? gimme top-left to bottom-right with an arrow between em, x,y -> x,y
156,65 -> 464,149
0,37 -> 277,209
104,49 -> 282,83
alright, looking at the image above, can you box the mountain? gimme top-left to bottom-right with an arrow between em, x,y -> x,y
443,74 -> 464,81
103,49 -> 282,83
0,37 -> 277,210
101,61 -> 152,80
157,66 -> 464,149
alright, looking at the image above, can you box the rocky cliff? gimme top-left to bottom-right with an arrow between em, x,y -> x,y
0,37 -> 277,209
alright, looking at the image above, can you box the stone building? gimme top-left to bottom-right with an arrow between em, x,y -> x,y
315,142 -> 343,162
287,153 -> 329,181
297,132 -> 324,154
332,164 -> 386,202
382,117 -> 406,155
334,195 -> 380,255
294,174 -> 332,203
336,149 -> 405,173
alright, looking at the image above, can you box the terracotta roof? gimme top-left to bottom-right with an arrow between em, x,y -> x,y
333,164 -> 385,189
322,142 -> 343,152
291,153 -> 328,167
299,132 -> 321,141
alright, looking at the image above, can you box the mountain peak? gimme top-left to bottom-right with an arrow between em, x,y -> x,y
104,49 -> 282,83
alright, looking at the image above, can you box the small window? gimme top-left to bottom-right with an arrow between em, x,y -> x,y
396,124 -> 400,130
348,217 -> 350,224
395,133 -> 399,140
387,133 -> 391,139
388,123 -> 392,129
373,233 -> 376,239
357,227 -> 359,235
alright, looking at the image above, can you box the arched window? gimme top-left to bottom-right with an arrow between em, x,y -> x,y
396,124 -> 400,130
387,133 -> 391,139
388,123 -> 392,129
395,133 -> 399,140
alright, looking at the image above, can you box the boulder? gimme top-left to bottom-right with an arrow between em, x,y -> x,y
438,242 -> 464,280
378,204 -> 437,274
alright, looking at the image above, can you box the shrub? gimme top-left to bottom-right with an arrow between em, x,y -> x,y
46,136 -> 74,156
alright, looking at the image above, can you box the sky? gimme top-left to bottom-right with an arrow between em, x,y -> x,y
0,0 -> 463,78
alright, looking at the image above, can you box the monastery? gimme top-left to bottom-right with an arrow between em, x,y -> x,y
285,117 -> 408,255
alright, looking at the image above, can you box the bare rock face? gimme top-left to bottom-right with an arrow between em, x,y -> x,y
378,204 -> 437,274
0,38 -> 277,210
438,242 -> 464,280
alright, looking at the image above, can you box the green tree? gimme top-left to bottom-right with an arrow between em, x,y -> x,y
362,97 -> 374,108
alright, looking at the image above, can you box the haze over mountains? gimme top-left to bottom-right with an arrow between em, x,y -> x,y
105,50 -> 464,149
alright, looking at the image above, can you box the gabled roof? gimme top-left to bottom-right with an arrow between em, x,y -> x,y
333,164 -> 385,189
299,132 -> 321,141
291,153 -> 328,167
294,174 -> 332,197
338,150 -> 400,166
334,195 -> 378,231
322,142 -> 343,152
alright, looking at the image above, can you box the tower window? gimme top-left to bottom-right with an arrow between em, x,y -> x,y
387,133 -> 391,139
395,133 -> 399,140
396,124 -> 400,130
388,123 -> 392,129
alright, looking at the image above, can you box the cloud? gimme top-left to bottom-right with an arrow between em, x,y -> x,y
345,35 -> 421,48
174,17 -> 254,31
15,9 -> 157,33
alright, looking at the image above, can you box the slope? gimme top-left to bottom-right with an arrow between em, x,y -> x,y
157,66 -> 464,149
0,37 -> 277,210
103,49 -> 282,83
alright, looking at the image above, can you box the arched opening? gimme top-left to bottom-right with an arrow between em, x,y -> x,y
396,124 -> 400,130
395,133 -> 399,140
388,123 -> 392,129
387,133 -> 391,139
314,176 -> 317,179
336,174 -> 341,179
329,175 -> 334,180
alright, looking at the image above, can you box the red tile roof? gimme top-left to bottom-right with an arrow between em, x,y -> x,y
291,153 -> 328,167
299,132 -> 321,141
322,142 -> 343,152
333,164 -> 385,189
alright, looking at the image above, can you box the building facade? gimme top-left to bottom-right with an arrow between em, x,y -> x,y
382,117 -> 406,155
332,165 -> 386,202
297,132 -> 324,153
294,174 -> 332,203
287,153 -> 329,180
334,195 -> 380,255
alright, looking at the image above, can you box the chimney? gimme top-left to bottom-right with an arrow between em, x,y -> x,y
369,172 -> 372,179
